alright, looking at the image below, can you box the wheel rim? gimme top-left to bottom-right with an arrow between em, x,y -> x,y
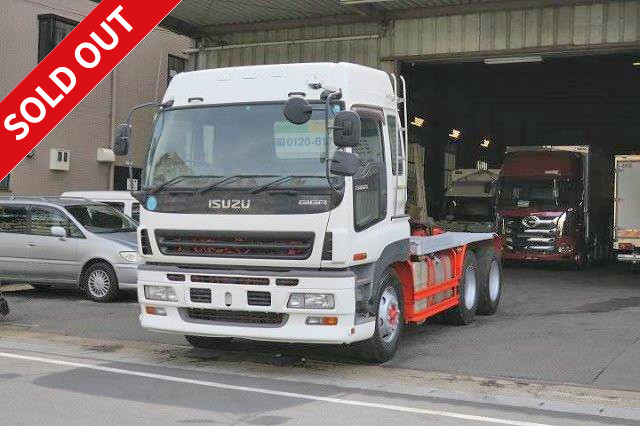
464,265 -> 477,310
87,269 -> 110,298
378,286 -> 400,343
488,260 -> 500,302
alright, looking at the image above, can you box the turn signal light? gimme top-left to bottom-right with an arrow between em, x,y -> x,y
306,316 -> 338,326
145,306 -> 167,316
353,252 -> 367,261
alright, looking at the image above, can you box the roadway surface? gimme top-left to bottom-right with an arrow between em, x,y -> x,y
1,265 -> 640,424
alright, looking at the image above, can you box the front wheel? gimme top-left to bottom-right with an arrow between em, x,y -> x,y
83,263 -> 119,302
357,269 -> 404,363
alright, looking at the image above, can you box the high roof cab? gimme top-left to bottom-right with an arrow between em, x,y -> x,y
165,62 -> 396,110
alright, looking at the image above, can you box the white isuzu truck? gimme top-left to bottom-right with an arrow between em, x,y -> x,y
115,62 -> 503,362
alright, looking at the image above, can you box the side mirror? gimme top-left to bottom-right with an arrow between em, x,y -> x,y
283,97 -> 312,125
333,111 -> 361,148
113,123 -> 130,156
51,226 -> 67,239
330,151 -> 360,177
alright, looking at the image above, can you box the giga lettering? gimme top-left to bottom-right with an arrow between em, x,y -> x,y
3,6 -> 132,141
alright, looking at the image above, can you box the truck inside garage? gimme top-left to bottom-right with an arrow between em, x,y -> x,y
402,52 -> 640,213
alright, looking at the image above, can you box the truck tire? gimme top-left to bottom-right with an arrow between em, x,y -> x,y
444,250 -> 479,325
477,251 -> 503,316
184,335 -> 233,349
357,268 -> 404,363
82,262 -> 119,303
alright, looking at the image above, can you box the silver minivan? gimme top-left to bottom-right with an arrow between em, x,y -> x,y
0,196 -> 141,302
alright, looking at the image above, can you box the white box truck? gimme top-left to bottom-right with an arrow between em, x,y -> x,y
613,155 -> 640,263
115,63 -> 503,362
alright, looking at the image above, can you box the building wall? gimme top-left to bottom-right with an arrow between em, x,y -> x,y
0,0 -> 192,195
193,1 -> 640,71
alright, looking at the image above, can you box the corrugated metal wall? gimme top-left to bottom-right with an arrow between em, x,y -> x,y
194,1 -> 640,71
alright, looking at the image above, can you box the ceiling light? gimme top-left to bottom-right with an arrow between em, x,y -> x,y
449,129 -> 462,140
410,117 -> 425,127
481,138 -> 491,148
484,56 -> 543,65
633,61 -> 640,66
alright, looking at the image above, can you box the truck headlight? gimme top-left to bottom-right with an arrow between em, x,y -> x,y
287,293 -> 335,309
144,285 -> 177,301
120,251 -> 141,263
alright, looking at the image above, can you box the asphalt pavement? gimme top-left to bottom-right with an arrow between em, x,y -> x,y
2,264 -> 639,390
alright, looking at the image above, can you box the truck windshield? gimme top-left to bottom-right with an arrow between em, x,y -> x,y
497,179 -> 579,208
144,103 -> 334,191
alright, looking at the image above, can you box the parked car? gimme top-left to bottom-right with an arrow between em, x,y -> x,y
61,191 -> 140,222
0,196 -> 141,302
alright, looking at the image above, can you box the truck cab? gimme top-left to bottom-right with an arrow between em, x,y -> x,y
437,167 -> 499,233
496,146 -> 609,266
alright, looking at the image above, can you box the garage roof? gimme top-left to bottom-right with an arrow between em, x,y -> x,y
162,0 -> 526,37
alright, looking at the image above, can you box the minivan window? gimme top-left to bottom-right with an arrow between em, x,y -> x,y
0,205 -> 28,233
104,202 -> 125,214
30,206 -> 83,238
66,204 -> 137,234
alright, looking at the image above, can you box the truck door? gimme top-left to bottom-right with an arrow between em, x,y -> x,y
387,114 -> 407,217
353,116 -> 387,231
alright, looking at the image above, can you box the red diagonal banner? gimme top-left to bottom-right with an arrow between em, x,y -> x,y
0,0 -> 182,181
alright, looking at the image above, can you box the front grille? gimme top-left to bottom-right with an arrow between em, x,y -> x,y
505,217 -> 557,253
247,291 -> 271,306
191,275 -> 269,285
190,288 -> 211,303
155,230 -> 314,260
185,308 -> 285,325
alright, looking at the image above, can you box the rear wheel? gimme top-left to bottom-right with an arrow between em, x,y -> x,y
444,251 -> 479,325
185,335 -> 233,349
477,251 -> 503,315
357,269 -> 404,363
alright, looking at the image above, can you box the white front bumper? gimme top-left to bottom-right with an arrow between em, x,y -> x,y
137,268 -> 375,344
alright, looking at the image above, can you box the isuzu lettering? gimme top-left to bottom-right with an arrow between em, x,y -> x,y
116,63 -> 503,362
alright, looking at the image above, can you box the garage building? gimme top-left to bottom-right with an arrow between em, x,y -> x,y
165,0 -> 640,212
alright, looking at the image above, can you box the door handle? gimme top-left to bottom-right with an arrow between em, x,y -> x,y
25,242 -> 36,247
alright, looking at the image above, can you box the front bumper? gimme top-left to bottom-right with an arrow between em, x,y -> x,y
137,266 -> 374,344
503,251 -> 573,262
617,253 -> 640,263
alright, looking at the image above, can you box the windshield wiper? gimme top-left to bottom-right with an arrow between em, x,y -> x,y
198,174 -> 278,194
250,175 -> 325,194
150,175 -> 222,195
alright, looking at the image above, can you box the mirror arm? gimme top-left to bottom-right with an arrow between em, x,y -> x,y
324,90 -> 343,195
123,101 -> 161,189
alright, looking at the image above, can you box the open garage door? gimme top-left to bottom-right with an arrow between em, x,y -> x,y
402,53 -> 640,214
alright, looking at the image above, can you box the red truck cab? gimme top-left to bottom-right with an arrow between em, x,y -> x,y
495,146 -> 605,266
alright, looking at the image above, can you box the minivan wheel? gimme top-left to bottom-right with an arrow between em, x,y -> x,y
83,263 -> 119,302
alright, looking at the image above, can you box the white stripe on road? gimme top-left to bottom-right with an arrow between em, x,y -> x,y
0,351 -> 550,426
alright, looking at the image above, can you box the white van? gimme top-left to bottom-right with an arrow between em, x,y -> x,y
61,191 -> 139,222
